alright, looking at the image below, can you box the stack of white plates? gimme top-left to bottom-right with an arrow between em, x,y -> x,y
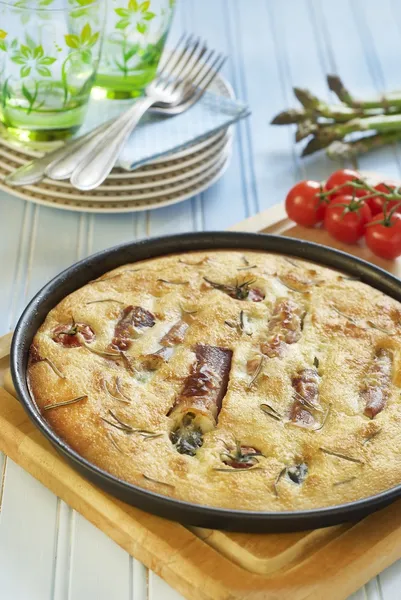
0,74 -> 233,213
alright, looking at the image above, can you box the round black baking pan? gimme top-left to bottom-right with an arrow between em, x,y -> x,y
10,231 -> 401,533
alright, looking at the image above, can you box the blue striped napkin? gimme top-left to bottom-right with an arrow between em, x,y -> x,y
80,91 -> 250,171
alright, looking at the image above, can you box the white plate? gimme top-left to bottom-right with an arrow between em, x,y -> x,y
0,136 -> 231,196
19,148 -> 230,202
0,153 -> 230,213
0,129 -> 231,183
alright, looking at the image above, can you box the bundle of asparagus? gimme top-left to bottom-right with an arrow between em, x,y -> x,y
271,75 -> 401,160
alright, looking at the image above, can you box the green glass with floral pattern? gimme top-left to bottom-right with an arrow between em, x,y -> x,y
0,0 -> 106,142
94,0 -> 175,99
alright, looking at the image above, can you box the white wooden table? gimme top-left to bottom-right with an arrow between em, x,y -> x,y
2,0 -> 401,597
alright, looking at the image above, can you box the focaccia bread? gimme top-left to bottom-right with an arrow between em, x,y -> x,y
27,250 -> 401,511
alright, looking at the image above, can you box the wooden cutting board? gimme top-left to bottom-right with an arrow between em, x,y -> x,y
2,206 -> 401,600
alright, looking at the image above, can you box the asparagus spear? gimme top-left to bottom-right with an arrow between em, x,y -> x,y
271,108 -> 311,125
327,75 -> 401,111
326,131 -> 401,160
302,135 -> 335,157
292,87 -> 386,120
272,90 -> 390,127
305,130 -> 401,159
314,113 -> 401,147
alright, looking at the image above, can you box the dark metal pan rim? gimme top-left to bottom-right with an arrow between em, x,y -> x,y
10,231 -> 401,532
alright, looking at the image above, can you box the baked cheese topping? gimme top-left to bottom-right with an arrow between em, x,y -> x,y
27,250 -> 401,511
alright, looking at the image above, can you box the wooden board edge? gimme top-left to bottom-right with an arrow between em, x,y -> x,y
0,331 -> 12,360
0,332 -> 12,391
193,523 -> 353,576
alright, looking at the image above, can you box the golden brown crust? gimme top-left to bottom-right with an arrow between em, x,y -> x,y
27,250 -> 401,511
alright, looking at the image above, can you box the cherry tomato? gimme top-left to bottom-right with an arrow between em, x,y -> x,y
323,195 -> 372,244
365,212 -> 401,259
325,169 -> 366,198
375,181 -> 397,194
365,195 -> 387,217
285,180 -> 326,227
365,181 -> 401,216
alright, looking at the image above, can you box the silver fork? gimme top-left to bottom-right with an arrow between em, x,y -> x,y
68,36 -> 226,190
5,35 -> 225,188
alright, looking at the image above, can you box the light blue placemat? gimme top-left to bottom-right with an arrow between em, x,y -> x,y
80,91 -> 249,171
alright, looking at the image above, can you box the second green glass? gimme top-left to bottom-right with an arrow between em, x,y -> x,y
94,0 -> 175,99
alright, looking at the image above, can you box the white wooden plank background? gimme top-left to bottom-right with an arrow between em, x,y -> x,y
1,0 -> 401,598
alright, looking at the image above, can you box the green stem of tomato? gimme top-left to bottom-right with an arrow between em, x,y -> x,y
384,201 -> 401,223
365,201 -> 401,227
320,180 -> 401,202
329,198 -> 365,212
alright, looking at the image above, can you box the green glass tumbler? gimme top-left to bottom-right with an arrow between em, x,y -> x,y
94,0 -> 175,99
0,0 -> 106,143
